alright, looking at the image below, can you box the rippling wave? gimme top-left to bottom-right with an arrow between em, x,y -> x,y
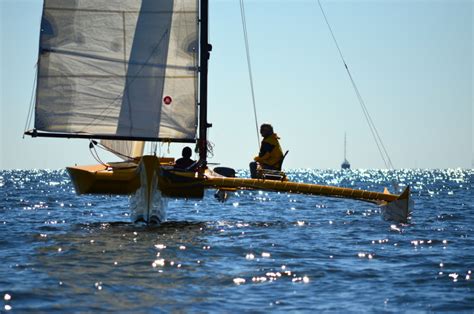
0,169 -> 472,312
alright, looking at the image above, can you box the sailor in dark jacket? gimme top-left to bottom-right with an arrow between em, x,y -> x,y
249,124 -> 284,178
175,146 -> 195,170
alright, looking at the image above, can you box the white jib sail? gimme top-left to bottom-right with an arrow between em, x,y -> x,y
100,140 -> 145,160
35,0 -> 199,140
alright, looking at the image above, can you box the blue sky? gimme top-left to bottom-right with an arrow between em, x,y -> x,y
1,0 -> 472,170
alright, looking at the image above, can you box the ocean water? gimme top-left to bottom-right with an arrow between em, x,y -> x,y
0,169 -> 472,313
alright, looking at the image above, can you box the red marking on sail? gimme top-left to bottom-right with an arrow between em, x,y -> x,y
163,96 -> 172,105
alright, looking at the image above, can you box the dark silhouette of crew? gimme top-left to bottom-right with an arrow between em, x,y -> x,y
174,146 -> 195,170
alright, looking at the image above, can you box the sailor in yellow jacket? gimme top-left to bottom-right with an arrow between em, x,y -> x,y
250,123 -> 284,178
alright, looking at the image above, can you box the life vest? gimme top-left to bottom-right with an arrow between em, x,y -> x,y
255,133 -> 283,169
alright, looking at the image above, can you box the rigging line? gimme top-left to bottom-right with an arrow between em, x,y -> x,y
346,70 -> 390,168
344,62 -> 394,168
239,0 -> 261,149
316,0 -> 394,169
353,71 -> 390,169
23,64 -> 38,137
342,56 -> 392,169
348,67 -> 394,169
89,140 -> 108,167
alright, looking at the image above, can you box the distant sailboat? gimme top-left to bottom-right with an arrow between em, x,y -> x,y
341,133 -> 351,169
24,0 -> 411,224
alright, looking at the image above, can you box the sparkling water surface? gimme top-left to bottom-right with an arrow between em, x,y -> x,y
0,169 -> 472,312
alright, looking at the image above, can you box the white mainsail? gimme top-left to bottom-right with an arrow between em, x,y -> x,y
35,0 -> 199,141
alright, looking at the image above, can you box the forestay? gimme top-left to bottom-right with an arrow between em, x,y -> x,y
35,0 -> 199,141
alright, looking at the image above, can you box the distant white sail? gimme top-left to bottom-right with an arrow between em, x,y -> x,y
35,0 -> 198,141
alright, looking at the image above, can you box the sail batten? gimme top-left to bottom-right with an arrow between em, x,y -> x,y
24,129 -> 198,143
45,8 -> 198,14
35,0 -> 199,141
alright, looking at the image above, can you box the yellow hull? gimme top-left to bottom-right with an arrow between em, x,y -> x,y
67,163 -> 140,195
67,155 -> 406,202
67,155 -> 411,222
67,156 -> 205,198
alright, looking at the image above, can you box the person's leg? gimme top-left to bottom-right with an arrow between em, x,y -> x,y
262,164 -> 277,170
249,161 -> 258,178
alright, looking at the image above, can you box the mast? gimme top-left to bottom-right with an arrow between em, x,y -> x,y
341,132 -> 351,169
344,132 -> 347,160
198,0 -> 212,163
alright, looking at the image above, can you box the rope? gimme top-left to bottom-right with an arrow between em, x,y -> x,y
206,139 -> 215,158
239,0 -> 261,149
89,140 -> 108,167
316,0 -> 395,170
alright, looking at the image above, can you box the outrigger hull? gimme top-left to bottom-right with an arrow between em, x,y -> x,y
67,164 -> 140,195
67,155 -> 411,223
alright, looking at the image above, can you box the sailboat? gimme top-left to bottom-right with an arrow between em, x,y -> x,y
341,133 -> 351,169
25,0 -> 411,223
